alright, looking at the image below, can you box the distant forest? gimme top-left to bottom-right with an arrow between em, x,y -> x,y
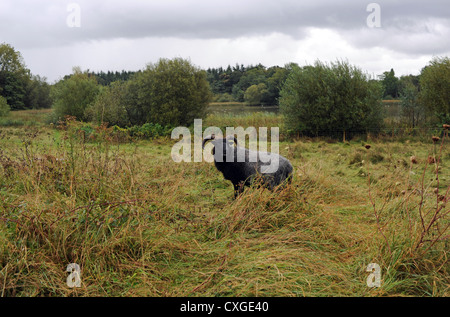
84,70 -> 138,86
86,63 -> 293,106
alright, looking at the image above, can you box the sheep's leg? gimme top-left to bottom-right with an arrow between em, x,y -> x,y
233,182 -> 245,199
233,184 -> 240,199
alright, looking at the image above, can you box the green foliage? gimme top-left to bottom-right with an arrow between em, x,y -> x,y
400,77 -> 422,128
215,93 -> 234,102
89,70 -> 139,86
120,78 -> 142,127
55,120 -> 171,142
128,58 -> 211,126
0,43 -> 31,110
379,68 -> 399,99
0,95 -> 10,117
0,43 -> 51,111
85,81 -> 130,127
263,66 -> 289,104
244,83 -> 268,106
125,122 -> 172,139
0,71 -> 27,110
24,74 -> 52,109
51,67 -> 100,121
232,64 -> 267,102
0,43 -> 27,74
206,64 -> 244,96
279,60 -> 384,139
419,56 -> 450,123
206,64 -> 290,105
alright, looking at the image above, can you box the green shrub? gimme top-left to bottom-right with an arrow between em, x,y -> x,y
244,83 -> 268,106
85,81 -> 130,127
126,123 -> 172,139
51,67 -> 100,121
127,58 -> 211,127
0,95 -> 10,117
419,56 -> 450,123
279,60 -> 384,140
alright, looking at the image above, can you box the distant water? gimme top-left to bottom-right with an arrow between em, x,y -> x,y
208,103 -> 279,115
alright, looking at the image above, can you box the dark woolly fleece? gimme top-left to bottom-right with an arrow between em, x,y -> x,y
203,136 -> 293,198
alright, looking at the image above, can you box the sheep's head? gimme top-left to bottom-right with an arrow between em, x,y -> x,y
202,134 -> 238,162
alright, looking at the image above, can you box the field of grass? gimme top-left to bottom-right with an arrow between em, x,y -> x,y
0,109 -> 448,297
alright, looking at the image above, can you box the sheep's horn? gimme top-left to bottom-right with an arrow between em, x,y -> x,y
202,134 -> 215,149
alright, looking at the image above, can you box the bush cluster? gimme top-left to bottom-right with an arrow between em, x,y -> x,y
280,60 -> 384,140
0,95 -> 10,117
51,58 -> 211,129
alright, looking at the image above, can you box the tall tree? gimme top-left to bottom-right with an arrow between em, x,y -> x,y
264,66 -> 289,105
399,76 -> 422,128
24,74 -> 52,109
244,83 -> 269,106
232,64 -> 266,102
51,67 -> 100,121
419,56 -> 450,124
0,43 -> 30,109
379,68 -> 399,99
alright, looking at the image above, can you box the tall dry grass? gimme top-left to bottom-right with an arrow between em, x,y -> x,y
0,113 -> 448,296
365,127 -> 449,295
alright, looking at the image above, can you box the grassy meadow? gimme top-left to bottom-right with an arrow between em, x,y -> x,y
0,109 -> 448,297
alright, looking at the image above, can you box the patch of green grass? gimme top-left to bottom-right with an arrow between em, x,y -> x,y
6,109 -> 53,125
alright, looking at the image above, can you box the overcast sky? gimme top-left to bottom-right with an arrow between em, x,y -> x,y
1,0 -> 449,83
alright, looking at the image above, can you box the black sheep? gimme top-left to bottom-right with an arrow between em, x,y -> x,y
202,134 -> 293,198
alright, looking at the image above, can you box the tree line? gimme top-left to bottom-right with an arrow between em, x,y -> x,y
1,42 -> 449,139
0,43 -> 51,111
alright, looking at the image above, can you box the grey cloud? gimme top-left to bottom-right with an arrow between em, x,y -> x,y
343,16 -> 450,56
79,0 -> 368,40
77,0 -> 450,41
1,0 -> 449,60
